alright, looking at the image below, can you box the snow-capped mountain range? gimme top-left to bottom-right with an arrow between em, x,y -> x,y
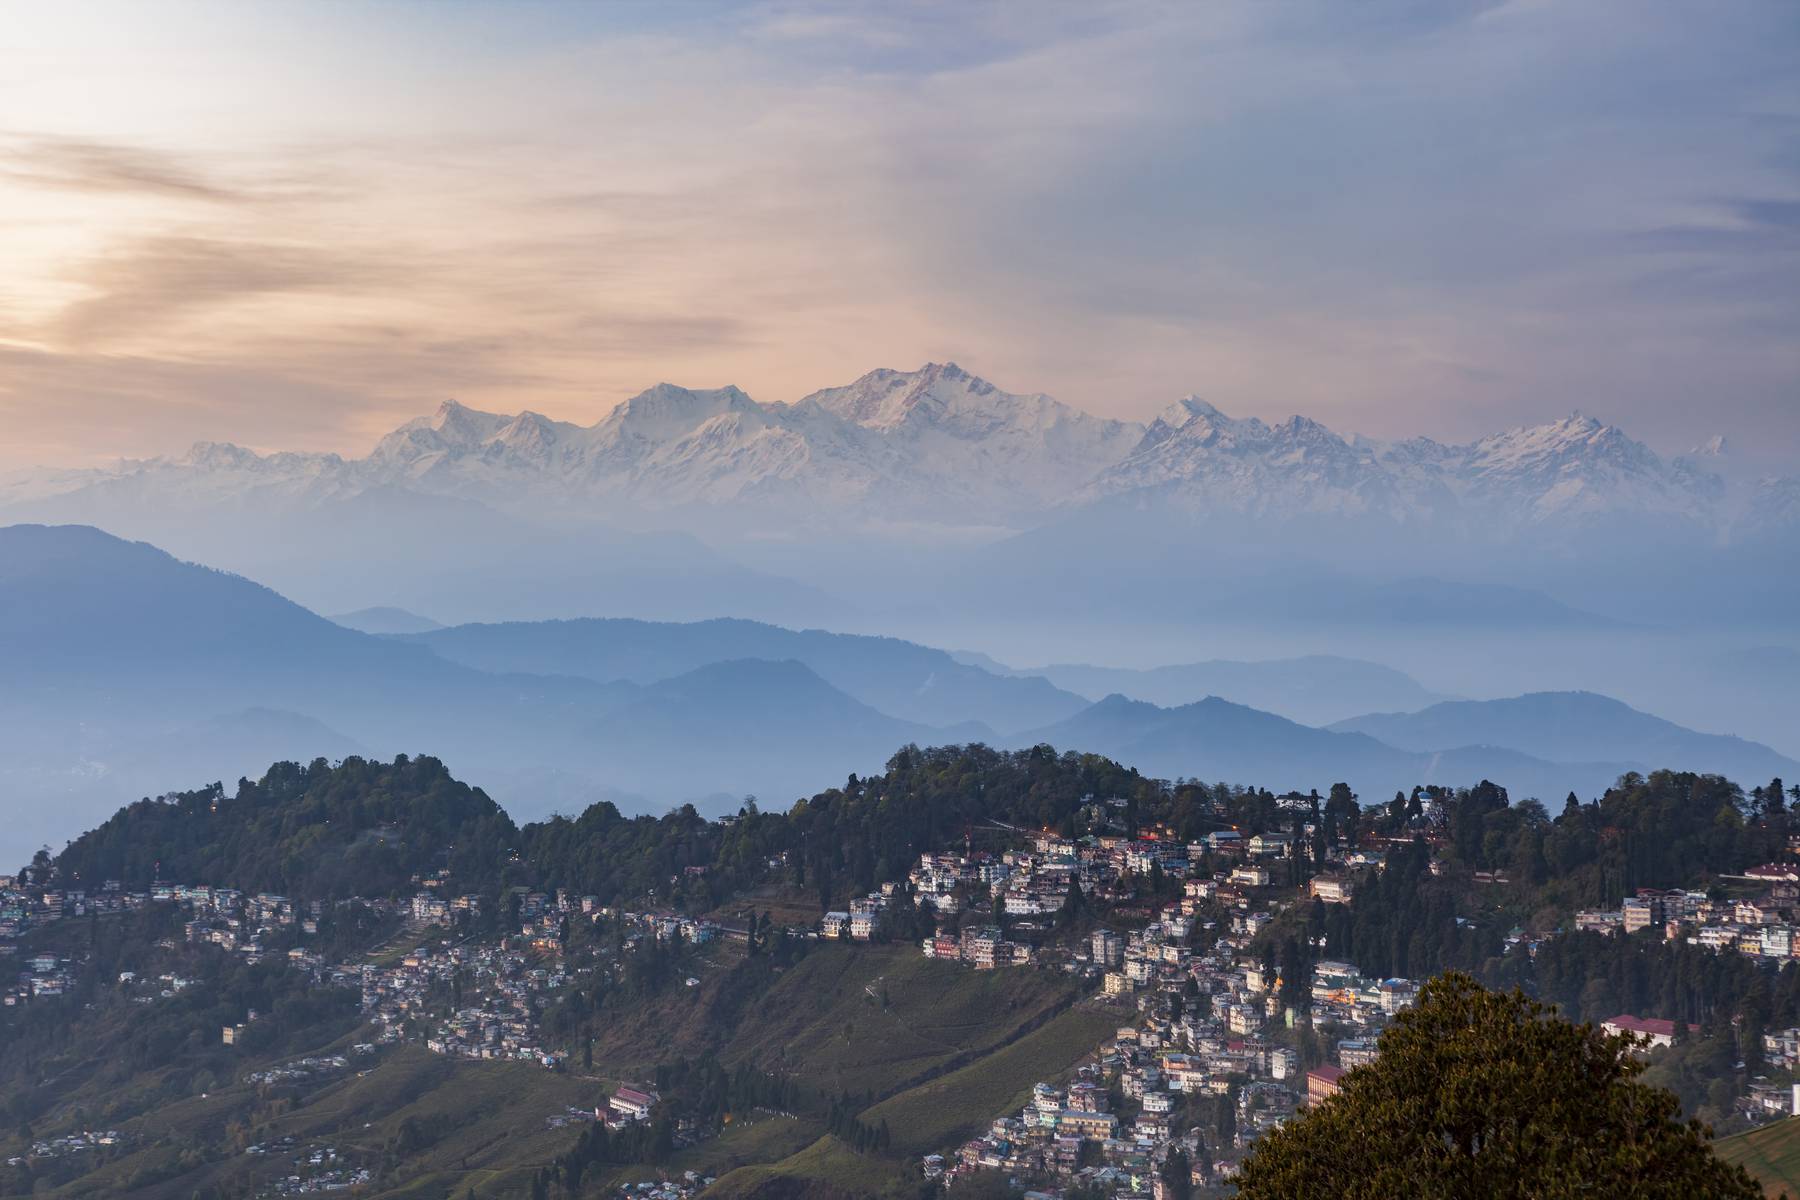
1090,396 -> 1737,532
356,363 -> 1145,523
3,363 -> 1791,541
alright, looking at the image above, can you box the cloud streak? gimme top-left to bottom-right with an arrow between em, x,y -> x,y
0,135 -> 247,203
50,235 -> 401,348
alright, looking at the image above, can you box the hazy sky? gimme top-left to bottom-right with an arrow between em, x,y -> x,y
1,0 -> 1796,468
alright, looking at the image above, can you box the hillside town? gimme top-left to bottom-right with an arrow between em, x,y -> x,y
10,773 -> 1800,1197
896,801 -> 1800,1193
895,820 -> 1423,1193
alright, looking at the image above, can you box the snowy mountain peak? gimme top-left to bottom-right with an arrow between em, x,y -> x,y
429,398 -> 509,440
372,399 -> 513,464
1465,413 -> 1642,475
487,411 -> 567,463
1274,413 -> 1337,441
620,382 -> 755,418
433,398 -> 469,423
498,410 -> 556,438
800,362 -> 1007,429
599,383 -> 760,446
178,441 -> 265,470
1153,396 -> 1233,430
1141,396 -> 1275,453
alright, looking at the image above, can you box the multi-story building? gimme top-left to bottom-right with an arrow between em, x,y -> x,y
1622,895 -> 1665,934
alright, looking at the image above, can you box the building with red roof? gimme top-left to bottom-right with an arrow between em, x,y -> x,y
1602,1014 -> 1684,1049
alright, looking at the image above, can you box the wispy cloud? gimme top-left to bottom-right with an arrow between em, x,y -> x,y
1,135 -> 246,203
50,235 -> 399,347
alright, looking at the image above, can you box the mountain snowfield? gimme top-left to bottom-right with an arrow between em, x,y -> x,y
4,362 -> 1790,541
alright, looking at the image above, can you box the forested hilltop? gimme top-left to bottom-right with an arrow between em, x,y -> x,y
48,756 -> 519,900
50,746 -> 1156,909
46,747 -> 1794,924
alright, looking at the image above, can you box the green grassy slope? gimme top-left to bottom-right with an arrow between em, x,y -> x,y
700,957 -> 1120,1199
577,942 -> 1090,1097
703,1134 -> 915,1200
16,1046 -> 603,1200
861,1002 -> 1120,1156
1717,1119 -> 1800,1199
717,944 -> 1087,1098
0,943 -> 1105,1199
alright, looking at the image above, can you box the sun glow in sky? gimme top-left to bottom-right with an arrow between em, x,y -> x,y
1,0 -> 1796,467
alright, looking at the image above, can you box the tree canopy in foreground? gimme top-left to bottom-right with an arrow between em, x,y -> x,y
1235,972 -> 1764,1199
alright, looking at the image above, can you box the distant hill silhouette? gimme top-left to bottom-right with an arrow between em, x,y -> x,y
583,658 -> 983,800
5,523 -> 1785,867
1026,654 -> 1442,726
1330,692 -> 1800,785
1014,694 -> 1636,801
407,616 -> 1086,732
330,606 -> 443,634
0,526 -> 979,860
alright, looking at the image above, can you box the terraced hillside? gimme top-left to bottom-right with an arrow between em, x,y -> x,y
0,939 -> 1117,1200
1717,1119 -> 1800,1199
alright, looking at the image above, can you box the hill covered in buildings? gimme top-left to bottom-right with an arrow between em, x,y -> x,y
6,750 -> 1800,1198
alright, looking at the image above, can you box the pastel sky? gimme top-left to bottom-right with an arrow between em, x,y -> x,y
1,0 -> 1796,468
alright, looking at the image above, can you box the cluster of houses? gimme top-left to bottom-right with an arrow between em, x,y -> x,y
0,872 -> 146,940
258,1144 -> 371,1196
243,1135 -> 372,1195
922,925 -> 1034,968
1,873 -> 327,1005
5,952 -> 71,1005
913,790 -> 1800,1182
175,886 -> 315,958
245,1052 -> 362,1087
357,888 -> 741,1069
908,823 -> 1395,982
1,873 -> 139,1005
1567,878 -> 1800,1125
1574,874 -> 1800,961
483,886 -> 736,951
408,890 -> 483,926
822,888 -> 899,942
1739,1028 -> 1800,1123
936,825 -> 1422,1195
612,906 -> 724,948
1764,1026 -> 1800,1071
4,1129 -> 124,1167
607,1172 -> 714,1200
948,930 -> 1415,1193
357,939 -> 566,1069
